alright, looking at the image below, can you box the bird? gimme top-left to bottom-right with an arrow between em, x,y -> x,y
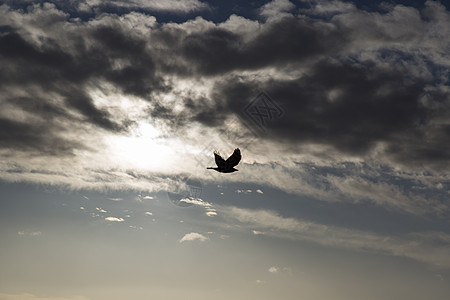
207,148 -> 241,173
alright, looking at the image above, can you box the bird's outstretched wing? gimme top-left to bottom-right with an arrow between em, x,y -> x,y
226,148 -> 241,168
214,151 -> 227,169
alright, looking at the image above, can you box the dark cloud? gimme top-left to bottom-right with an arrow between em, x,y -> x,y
201,58 -> 449,169
178,16 -> 345,75
0,1 -> 449,171
0,117 -> 83,156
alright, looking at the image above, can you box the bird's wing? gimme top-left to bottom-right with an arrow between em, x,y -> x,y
226,148 -> 241,168
214,151 -> 227,169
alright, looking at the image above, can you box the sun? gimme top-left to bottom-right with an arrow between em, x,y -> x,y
106,122 -> 175,171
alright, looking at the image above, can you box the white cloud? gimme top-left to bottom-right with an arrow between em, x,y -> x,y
179,197 -> 217,216
179,232 -> 209,243
108,197 -> 123,201
96,207 -> 107,213
145,211 -> 153,216
259,0 -> 295,18
252,230 -> 265,235
18,230 -> 42,237
104,217 -> 124,222
206,211 -> 217,217
268,266 -> 278,273
129,225 -> 143,230
82,0 -> 208,13
256,189 -> 264,194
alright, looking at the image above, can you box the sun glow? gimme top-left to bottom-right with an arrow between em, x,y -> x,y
106,122 -> 175,171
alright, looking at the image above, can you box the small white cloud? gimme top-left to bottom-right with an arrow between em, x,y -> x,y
259,0 -> 295,18
143,196 -> 154,200
129,225 -> 143,230
253,230 -> 265,235
236,189 -> 252,194
145,211 -> 153,216
105,216 -> 124,222
180,197 -> 212,207
269,266 -> 279,273
96,207 -> 107,213
206,211 -> 217,217
18,231 -> 42,237
255,279 -> 266,284
108,197 -> 123,201
179,232 -> 208,243
80,206 -> 85,210
256,189 -> 264,194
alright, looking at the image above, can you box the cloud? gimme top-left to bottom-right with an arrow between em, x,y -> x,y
104,216 -> 124,222
259,0 -> 296,18
205,211 -> 217,217
18,230 -> 42,237
179,197 -> 218,217
108,197 -> 123,201
145,211 -> 153,216
79,0 -> 208,13
268,266 -> 278,273
0,0 -> 448,218
256,189 -> 263,194
179,232 -> 209,243
222,206 -> 450,267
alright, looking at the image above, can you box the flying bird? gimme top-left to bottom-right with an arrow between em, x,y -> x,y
207,148 -> 241,173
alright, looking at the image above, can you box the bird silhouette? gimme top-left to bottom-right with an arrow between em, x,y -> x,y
207,148 -> 241,173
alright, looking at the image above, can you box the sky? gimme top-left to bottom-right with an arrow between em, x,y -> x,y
0,0 -> 450,299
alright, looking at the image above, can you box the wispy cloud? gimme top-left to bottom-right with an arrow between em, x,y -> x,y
104,216 -> 124,222
18,231 -> 42,237
222,206 -> 450,268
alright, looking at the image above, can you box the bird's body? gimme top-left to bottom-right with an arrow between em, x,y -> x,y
207,148 -> 241,173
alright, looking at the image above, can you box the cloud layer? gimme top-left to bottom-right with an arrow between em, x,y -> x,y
222,206 -> 450,267
0,1 -> 449,216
